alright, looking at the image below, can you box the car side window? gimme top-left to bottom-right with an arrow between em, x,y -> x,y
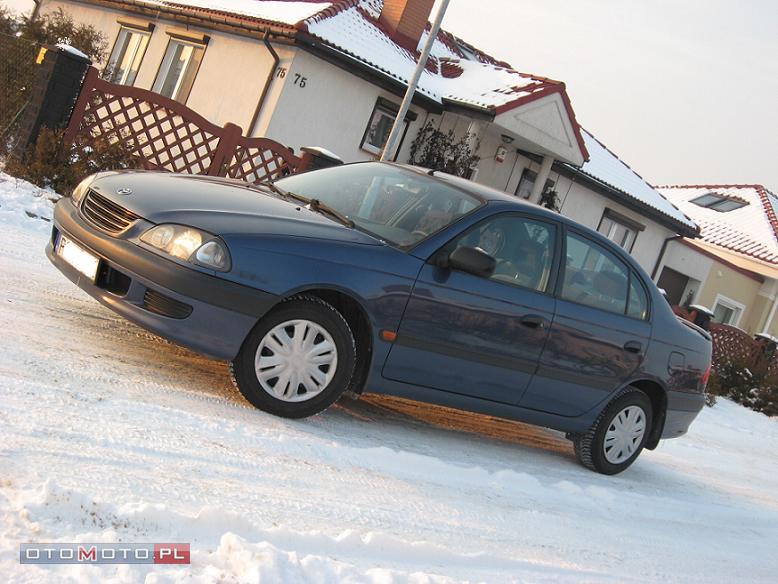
627,271 -> 649,320
561,233 -> 629,314
449,214 -> 556,292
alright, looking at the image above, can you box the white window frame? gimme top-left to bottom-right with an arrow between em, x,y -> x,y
152,37 -> 207,103
104,26 -> 151,86
360,97 -> 417,159
597,209 -> 643,253
712,294 -> 746,327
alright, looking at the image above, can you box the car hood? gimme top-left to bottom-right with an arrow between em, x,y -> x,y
89,171 -> 381,245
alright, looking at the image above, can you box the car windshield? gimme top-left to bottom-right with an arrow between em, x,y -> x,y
275,162 -> 483,248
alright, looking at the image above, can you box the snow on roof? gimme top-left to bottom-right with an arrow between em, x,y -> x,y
569,129 -> 697,231
144,0 -> 332,25
300,0 -> 564,110
658,185 -> 778,264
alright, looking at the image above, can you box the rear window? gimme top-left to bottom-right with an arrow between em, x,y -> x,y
276,163 -> 482,248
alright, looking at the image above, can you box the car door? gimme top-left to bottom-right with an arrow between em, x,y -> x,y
382,212 -> 560,405
519,229 -> 652,416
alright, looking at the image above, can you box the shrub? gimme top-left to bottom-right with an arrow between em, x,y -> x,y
408,120 -> 480,177
5,127 -> 140,194
707,358 -> 778,417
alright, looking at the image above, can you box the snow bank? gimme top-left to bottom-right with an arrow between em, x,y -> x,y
0,172 -> 59,232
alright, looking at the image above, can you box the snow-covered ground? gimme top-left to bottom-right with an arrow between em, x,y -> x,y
0,172 -> 777,583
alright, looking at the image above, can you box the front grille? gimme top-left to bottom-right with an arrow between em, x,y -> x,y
142,288 -> 193,319
81,190 -> 140,234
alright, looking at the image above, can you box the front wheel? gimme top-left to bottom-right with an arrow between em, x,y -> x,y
231,296 -> 356,419
574,388 -> 652,475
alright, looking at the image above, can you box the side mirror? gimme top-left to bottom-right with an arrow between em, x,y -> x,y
447,246 -> 496,278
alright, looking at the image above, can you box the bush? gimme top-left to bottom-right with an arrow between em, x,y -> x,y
408,120 -> 479,177
5,127 -> 140,194
707,358 -> 778,417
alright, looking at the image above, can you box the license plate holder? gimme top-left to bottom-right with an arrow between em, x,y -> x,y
56,234 -> 100,282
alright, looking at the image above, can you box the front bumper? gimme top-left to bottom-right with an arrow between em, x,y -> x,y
47,198 -> 279,360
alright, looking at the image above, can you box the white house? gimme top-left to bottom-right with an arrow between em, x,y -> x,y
39,0 -> 698,271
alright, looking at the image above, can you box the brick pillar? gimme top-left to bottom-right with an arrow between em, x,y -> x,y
12,45 -> 91,156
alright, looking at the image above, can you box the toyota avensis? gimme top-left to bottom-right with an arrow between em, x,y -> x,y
47,162 -> 712,474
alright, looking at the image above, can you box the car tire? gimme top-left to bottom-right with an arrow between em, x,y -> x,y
573,387 -> 653,475
230,295 -> 356,419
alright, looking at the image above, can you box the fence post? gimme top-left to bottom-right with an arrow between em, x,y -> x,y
298,146 -> 344,174
12,45 -> 91,157
209,122 -> 242,177
63,65 -> 99,145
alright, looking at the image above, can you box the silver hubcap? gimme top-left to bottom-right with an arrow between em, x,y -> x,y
254,319 -> 338,403
603,405 -> 646,464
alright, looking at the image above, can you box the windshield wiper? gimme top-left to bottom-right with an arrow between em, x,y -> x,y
305,198 -> 355,228
257,181 -> 354,228
257,180 -> 305,203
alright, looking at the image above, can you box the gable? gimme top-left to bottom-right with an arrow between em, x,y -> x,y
494,92 -> 583,165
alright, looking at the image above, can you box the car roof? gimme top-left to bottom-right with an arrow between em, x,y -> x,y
388,162 -> 524,203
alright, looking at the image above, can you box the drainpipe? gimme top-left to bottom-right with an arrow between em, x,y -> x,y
651,235 -> 682,281
248,29 -> 280,137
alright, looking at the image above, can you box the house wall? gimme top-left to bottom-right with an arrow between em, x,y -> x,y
696,262 -> 763,332
474,127 -> 529,193
744,279 -> 778,336
263,49 -> 428,161
655,240 -> 713,302
553,175 -> 678,273
40,0 -> 294,133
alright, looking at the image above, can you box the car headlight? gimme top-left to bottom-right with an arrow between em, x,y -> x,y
140,224 -> 231,271
71,174 -> 97,207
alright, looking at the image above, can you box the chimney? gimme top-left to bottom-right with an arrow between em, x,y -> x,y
381,0 -> 435,51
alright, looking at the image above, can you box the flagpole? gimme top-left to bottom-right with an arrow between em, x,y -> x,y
380,0 -> 451,162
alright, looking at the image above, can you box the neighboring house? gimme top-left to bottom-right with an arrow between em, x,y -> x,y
655,184 -> 778,335
39,0 -> 696,271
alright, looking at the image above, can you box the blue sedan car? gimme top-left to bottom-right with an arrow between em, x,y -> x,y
47,162 -> 711,474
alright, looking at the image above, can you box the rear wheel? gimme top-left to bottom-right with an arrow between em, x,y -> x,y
574,388 -> 652,475
231,296 -> 356,419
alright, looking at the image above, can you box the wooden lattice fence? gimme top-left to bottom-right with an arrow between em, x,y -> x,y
708,324 -> 762,374
673,305 -> 778,380
64,67 -> 303,184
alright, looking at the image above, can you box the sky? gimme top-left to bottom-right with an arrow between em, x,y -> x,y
4,0 -> 777,191
432,0 -> 778,192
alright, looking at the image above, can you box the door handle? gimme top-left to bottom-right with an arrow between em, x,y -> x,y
623,340 -> 643,354
521,315 -> 548,329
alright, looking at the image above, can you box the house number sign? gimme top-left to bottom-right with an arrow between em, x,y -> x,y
275,67 -> 308,88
